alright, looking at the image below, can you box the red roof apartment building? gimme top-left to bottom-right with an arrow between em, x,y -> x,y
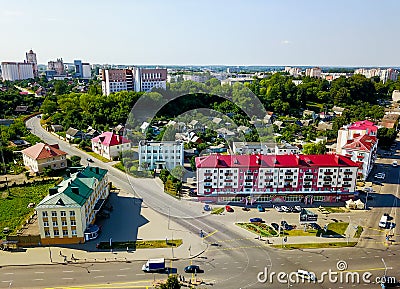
195,154 -> 359,204
22,143 -> 67,173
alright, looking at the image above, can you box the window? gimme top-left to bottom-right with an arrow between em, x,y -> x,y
54,230 -> 59,236
62,221 -> 67,226
70,220 -> 76,226
51,211 -> 57,217
42,211 -> 48,217
61,211 -> 66,217
69,211 -> 75,217
62,230 -> 68,236
52,221 -> 58,227
43,221 -> 49,227
71,230 -> 77,236
44,230 -> 50,237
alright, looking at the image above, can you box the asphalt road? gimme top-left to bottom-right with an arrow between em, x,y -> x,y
1,116 -> 397,288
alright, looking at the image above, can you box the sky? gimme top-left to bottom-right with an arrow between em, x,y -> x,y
0,0 -> 399,66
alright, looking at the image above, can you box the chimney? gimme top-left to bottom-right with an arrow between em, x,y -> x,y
71,187 -> 79,195
116,134 -> 120,143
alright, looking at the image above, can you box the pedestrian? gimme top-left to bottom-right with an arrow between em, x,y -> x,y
59,250 -> 62,256
71,254 -> 75,261
182,276 -> 185,282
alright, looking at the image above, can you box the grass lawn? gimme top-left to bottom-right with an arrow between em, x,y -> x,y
0,181 -> 56,239
211,207 -> 224,215
236,222 -> 278,237
86,151 -> 111,163
354,226 -> 363,238
97,239 -> 183,250
272,242 -> 357,250
324,222 -> 349,236
324,207 -> 349,213
282,229 -> 319,237
113,162 -> 153,178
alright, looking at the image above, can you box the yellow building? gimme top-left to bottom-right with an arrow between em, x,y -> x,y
36,166 -> 109,244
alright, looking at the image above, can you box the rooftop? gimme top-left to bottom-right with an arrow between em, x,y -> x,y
22,143 -> 67,160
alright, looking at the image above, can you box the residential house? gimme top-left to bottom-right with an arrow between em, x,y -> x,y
336,120 -> 378,155
91,132 -> 131,160
379,114 -> 399,130
276,142 -> 301,155
14,106 -> 29,114
50,125 -> 63,132
35,166 -> 109,244
237,125 -> 251,135
66,127 -> 84,141
22,143 -> 67,173
302,110 -> 317,121
332,106 -> 346,116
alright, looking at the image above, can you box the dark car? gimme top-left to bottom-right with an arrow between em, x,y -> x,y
372,181 -> 384,186
184,265 -> 202,273
309,223 -> 321,230
242,207 -> 250,211
87,158 -> 94,162
225,205 -> 234,212
271,223 -> 280,231
250,218 -> 263,223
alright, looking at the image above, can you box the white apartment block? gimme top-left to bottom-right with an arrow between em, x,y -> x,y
101,68 -> 167,95
1,62 -> 34,81
35,166 -> 109,244
305,67 -> 322,78
138,140 -> 184,171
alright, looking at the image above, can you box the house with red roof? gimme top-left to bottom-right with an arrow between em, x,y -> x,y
22,143 -> 67,173
195,154 -> 358,204
336,120 -> 379,180
341,135 -> 378,180
91,132 -> 131,160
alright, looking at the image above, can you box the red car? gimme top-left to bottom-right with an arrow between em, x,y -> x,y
225,205 -> 234,212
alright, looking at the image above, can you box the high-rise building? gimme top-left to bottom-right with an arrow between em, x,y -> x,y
26,49 -> 38,77
48,58 -> 65,75
101,68 -> 167,95
305,67 -> 322,78
1,62 -> 34,81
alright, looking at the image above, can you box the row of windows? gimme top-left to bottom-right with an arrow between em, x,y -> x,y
44,229 -> 77,237
43,220 -> 76,227
42,210 -> 75,217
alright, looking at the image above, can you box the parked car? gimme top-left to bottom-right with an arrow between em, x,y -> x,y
257,205 -> 265,212
225,205 -> 234,212
271,223 -> 280,231
242,207 -> 250,211
184,265 -> 202,273
87,158 -> 94,162
393,161 -> 398,167
250,218 -> 263,223
309,223 -> 321,230
281,206 -> 289,212
374,172 -> 385,180
293,205 -> 302,213
203,204 -> 211,211
274,205 -> 283,212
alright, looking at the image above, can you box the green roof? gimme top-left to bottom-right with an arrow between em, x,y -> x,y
37,166 -> 108,208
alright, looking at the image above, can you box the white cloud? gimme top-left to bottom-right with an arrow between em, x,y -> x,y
281,40 -> 291,45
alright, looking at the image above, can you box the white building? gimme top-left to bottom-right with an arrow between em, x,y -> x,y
101,68 -> 167,95
232,142 -> 276,155
22,143 -> 67,173
1,62 -> 34,81
91,132 -> 131,160
138,140 -> 184,171
25,49 -> 38,77
35,166 -> 109,244
341,134 -> 378,180
305,67 -> 322,78
82,63 -> 91,78
336,120 -> 378,155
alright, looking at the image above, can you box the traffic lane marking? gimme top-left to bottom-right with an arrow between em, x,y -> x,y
44,279 -> 155,289
203,230 -> 218,239
207,244 -> 268,252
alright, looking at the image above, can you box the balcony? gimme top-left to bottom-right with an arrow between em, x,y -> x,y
265,172 -> 273,175
343,171 -> 352,175
303,184 -> 312,188
343,177 -> 352,181
225,179 -> 232,182
224,172 -> 232,176
285,171 -> 293,175
342,184 -> 351,188
244,184 -> 253,188
324,171 -> 333,175
323,182 -> 332,186
205,177 -> 212,181
204,173 -> 212,177
323,176 -> 332,181
304,171 -> 313,175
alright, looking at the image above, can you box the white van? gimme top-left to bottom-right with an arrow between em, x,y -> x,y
296,269 -> 316,281
393,161 -> 398,167
379,215 -> 388,228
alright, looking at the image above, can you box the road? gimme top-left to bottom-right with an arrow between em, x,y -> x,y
1,116 -> 397,288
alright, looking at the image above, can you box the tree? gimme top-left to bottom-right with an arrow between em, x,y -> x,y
70,155 -> 81,167
302,142 -> 326,155
156,275 -> 181,289
159,169 -> 170,184
170,165 -> 185,181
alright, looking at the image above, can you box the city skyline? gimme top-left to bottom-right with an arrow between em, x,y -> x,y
1,0 -> 399,66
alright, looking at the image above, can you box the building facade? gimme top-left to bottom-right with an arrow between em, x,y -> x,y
74,60 -> 91,79
196,154 -> 358,204
341,135 -> 378,180
47,58 -> 65,75
1,62 -> 34,81
26,49 -> 38,77
22,143 -> 67,173
101,68 -> 167,95
91,132 -> 131,160
138,140 -> 184,171
305,67 -> 322,78
336,120 -> 378,155
35,166 -> 109,244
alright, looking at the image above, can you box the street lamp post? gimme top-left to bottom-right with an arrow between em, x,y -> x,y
347,216 -> 351,244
